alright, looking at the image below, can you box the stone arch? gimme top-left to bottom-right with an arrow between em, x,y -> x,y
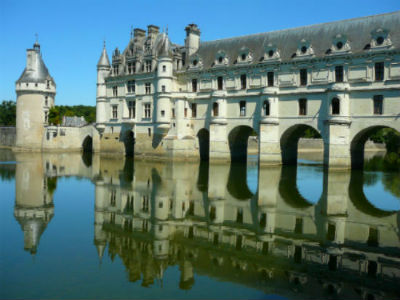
82,135 -> 93,153
228,125 -> 258,162
280,124 -> 323,165
197,128 -> 210,161
227,162 -> 254,200
350,125 -> 400,169
124,130 -> 135,157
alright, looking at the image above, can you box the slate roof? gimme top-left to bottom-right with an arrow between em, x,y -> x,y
62,116 -> 87,127
194,11 -> 400,68
17,45 -> 54,84
97,46 -> 111,67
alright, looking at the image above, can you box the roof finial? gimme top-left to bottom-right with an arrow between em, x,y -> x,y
103,37 -> 106,49
166,25 -> 168,35
35,33 -> 38,43
130,25 -> 134,40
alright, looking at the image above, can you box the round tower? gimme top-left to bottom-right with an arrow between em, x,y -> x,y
96,43 -> 111,134
155,33 -> 173,132
15,41 -> 56,150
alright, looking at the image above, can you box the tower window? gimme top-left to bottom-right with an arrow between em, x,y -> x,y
300,69 -> 307,86
127,80 -> 135,93
128,101 -> 136,118
45,96 -> 48,106
145,60 -> 152,72
191,103 -> 197,118
145,83 -> 151,94
239,101 -> 246,117
299,98 -> 307,115
217,76 -> 223,90
335,66 -> 343,83
240,74 -> 247,89
192,79 -> 197,92
127,62 -> 135,74
267,72 -> 274,86
112,86 -> 118,97
162,65 -> 166,72
148,128 -> 151,136
373,95 -> 383,115
161,110 -> 165,117
113,65 -> 119,75
112,105 -> 118,119
184,108 -> 188,118
263,100 -> 270,116
161,85 -> 166,92
331,98 -> 340,115
144,103 -> 151,118
172,108 -> 175,118
45,111 -> 48,123
375,62 -> 384,81
47,80 -> 50,88
213,102 -> 219,117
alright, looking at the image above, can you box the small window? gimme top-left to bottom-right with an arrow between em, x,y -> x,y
112,105 -> 118,119
112,86 -> 118,97
268,50 -> 274,57
373,95 -> 383,115
184,108 -> 188,118
241,53 -> 246,61
128,101 -> 136,118
144,103 -> 151,118
239,101 -> 246,117
327,223 -> 336,241
161,85 -> 166,92
263,100 -> 270,116
375,62 -> 384,81
376,36 -> 384,45
331,98 -> 340,115
301,46 -> 307,54
267,72 -> 274,87
236,208 -> 243,224
148,128 -> 151,136
161,110 -> 165,117
299,98 -> 307,115
218,56 -> 223,63
145,83 -> 151,94
127,80 -> 135,93
193,59 -> 198,66
192,79 -> 197,92
336,41 -> 343,49
172,108 -> 175,118
300,69 -> 307,86
45,96 -> 48,106
44,111 -> 48,123
240,74 -> 247,89
213,102 -> 219,117
191,103 -> 197,118
162,65 -> 166,72
217,76 -> 223,90
335,66 -> 343,83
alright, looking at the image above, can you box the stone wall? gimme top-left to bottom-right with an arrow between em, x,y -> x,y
0,127 -> 16,148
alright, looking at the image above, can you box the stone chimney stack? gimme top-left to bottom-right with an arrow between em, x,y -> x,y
185,24 -> 200,57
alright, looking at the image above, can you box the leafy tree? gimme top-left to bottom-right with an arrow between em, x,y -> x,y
0,100 -> 16,126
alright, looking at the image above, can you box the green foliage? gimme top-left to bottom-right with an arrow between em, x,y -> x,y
301,128 -> 321,139
48,105 -> 96,125
0,100 -> 16,126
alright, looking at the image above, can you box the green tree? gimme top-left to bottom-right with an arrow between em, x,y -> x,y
0,100 -> 16,126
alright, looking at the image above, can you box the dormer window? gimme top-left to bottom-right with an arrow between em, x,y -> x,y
301,46 -> 307,54
327,34 -> 350,55
268,50 -> 274,57
215,51 -> 228,66
218,56 -> 223,63
241,53 -> 246,60
370,28 -> 392,49
264,44 -> 280,61
190,55 -> 202,68
238,47 -> 252,63
376,36 -> 384,45
193,59 -> 198,66
295,39 -> 314,58
336,41 -> 343,50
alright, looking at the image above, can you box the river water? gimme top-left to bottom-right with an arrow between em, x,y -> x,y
0,149 -> 399,299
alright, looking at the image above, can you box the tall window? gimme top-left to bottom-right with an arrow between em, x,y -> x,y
263,100 -> 270,116
127,62 -> 135,74
45,96 -> 48,106
213,102 -> 219,117
162,65 -> 166,72
373,95 -> 383,115
192,79 -> 197,92
127,80 -> 135,93
299,98 -> 307,115
239,101 -> 246,116
128,101 -> 136,118
217,76 -> 223,90
113,64 -> 119,75
240,74 -> 247,90
112,86 -> 118,97
335,66 -> 344,83
184,107 -> 188,118
144,103 -> 151,118
145,83 -> 151,94
267,72 -> 274,87
145,60 -> 152,72
172,108 -> 175,118
331,98 -> 340,115
300,69 -> 307,86
375,62 -> 384,81
191,103 -> 197,118
45,111 -> 48,123
112,105 -> 118,119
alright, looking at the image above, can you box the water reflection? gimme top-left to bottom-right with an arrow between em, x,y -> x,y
2,150 -> 400,299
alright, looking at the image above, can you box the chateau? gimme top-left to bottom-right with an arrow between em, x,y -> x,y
15,11 -> 400,168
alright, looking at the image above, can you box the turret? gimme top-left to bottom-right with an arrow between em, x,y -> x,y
96,43 -> 111,133
185,24 -> 200,58
15,41 -> 56,150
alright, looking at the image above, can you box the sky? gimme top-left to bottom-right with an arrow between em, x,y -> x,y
1,0 -> 399,106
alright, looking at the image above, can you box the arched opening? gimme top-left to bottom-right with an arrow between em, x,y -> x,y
124,130 -> 135,157
81,136 -> 93,167
228,125 -> 258,163
351,126 -> 400,170
280,125 -> 322,165
331,97 -> 340,115
197,129 -> 209,161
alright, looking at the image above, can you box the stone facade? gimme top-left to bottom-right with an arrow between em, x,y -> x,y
97,12 -> 400,168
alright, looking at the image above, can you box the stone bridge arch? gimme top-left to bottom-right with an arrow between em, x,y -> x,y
228,125 -> 258,162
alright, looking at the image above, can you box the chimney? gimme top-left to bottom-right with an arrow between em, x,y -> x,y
185,24 -> 200,57
147,25 -> 160,38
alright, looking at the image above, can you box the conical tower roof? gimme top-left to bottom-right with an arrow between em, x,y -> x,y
97,44 -> 110,67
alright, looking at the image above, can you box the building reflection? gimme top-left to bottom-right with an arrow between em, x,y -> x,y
9,151 -> 400,299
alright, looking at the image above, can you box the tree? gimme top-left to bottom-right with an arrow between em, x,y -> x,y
0,100 -> 16,126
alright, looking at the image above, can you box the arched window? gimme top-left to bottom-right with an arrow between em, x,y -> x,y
213,102 -> 219,117
263,100 -> 270,116
331,97 -> 340,115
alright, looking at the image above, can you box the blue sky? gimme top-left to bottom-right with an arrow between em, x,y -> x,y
1,0 -> 399,106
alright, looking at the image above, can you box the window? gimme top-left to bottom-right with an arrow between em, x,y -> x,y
375,62 -> 384,81
267,72 -> 274,87
191,103 -> 197,118
335,66 -> 343,83
376,36 -> 384,45
184,108 -> 188,118
144,103 -> 151,118
45,111 -> 48,123
145,83 -> 151,94
331,98 -> 340,115
147,128 -> 151,136
217,76 -> 223,90
112,86 -> 118,97
373,95 -> 383,115
218,56 -> 223,63
45,96 -> 48,106
213,102 -> 219,117
240,74 -> 247,89
182,53 -> 186,66
239,101 -> 246,116
112,105 -> 118,119
192,79 -> 197,92
145,60 -> 152,72
300,69 -> 307,86
172,108 -> 175,118
236,208 -> 243,224
301,46 -> 307,54
47,80 -> 50,88
263,100 -> 270,116
128,101 -> 136,118
162,65 -> 166,72
127,80 -> 135,93
113,64 -> 119,75
241,53 -> 246,61
162,85 -> 166,92
127,62 -> 135,74
299,98 -> 307,115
